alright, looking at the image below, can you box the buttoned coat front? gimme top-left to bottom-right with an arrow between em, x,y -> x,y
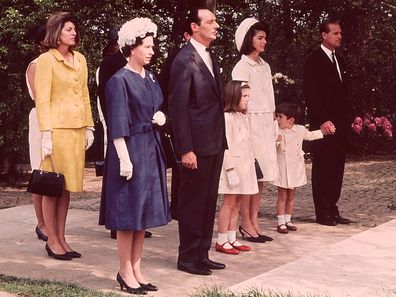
273,125 -> 323,189
218,112 -> 258,195
35,48 -> 94,131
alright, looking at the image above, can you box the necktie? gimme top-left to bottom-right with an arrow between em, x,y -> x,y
331,52 -> 342,81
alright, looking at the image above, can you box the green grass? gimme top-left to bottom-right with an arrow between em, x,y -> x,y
190,285 -> 328,297
0,274 -> 121,297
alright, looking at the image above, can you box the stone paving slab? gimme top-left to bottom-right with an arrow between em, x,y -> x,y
229,219 -> 396,297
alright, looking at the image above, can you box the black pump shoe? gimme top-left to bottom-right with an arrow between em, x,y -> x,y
139,282 -> 158,291
258,234 -> 273,241
35,226 -> 48,241
238,226 -> 266,243
45,244 -> 71,260
65,250 -> 82,258
116,273 -> 147,295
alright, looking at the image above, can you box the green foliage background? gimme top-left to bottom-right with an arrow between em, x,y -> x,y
0,0 -> 395,168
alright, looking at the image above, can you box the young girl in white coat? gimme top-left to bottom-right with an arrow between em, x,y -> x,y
274,102 -> 334,233
216,81 -> 259,255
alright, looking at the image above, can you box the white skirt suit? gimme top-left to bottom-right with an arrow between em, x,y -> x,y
26,58 -> 41,170
232,55 -> 278,182
218,112 -> 259,194
273,125 -> 323,189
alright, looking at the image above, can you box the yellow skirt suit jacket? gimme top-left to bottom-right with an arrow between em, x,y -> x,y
34,48 -> 94,192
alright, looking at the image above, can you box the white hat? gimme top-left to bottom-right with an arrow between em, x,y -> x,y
235,18 -> 259,52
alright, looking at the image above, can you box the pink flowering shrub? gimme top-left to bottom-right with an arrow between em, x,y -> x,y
351,113 -> 393,138
349,113 -> 394,155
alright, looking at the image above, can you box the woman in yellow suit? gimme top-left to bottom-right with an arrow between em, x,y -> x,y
35,12 -> 94,260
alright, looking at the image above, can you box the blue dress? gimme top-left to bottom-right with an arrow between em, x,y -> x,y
101,67 -> 171,231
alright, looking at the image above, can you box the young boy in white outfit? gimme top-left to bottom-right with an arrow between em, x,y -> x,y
273,102 -> 335,233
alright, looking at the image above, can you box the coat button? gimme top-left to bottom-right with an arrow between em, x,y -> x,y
74,90 -> 78,94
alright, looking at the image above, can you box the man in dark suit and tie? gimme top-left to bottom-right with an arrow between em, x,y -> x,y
169,7 -> 227,275
304,19 -> 352,226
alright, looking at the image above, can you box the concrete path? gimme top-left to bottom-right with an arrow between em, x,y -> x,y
1,204 -> 395,296
229,219 -> 396,297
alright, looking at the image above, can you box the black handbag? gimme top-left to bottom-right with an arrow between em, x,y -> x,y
27,158 -> 65,198
254,158 -> 264,179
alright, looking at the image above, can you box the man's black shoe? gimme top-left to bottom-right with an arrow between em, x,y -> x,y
177,262 -> 212,275
316,216 -> 337,226
333,215 -> 351,224
200,258 -> 226,270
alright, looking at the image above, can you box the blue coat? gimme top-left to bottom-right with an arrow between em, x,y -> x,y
102,68 -> 170,230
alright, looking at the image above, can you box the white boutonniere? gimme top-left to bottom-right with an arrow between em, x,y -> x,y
149,73 -> 156,82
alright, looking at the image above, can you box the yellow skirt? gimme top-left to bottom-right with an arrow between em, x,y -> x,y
41,128 -> 86,192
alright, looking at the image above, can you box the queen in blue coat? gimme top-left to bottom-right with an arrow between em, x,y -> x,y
101,18 -> 170,294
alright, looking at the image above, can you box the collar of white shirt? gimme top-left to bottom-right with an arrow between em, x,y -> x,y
241,54 -> 265,66
190,38 -> 214,76
320,44 -> 335,61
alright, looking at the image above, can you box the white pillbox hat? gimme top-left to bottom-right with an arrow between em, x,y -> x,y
235,18 -> 259,52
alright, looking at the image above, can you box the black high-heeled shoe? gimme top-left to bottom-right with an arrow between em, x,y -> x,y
65,250 -> 82,258
35,226 -> 48,241
238,226 -> 266,243
139,282 -> 158,291
45,244 -> 72,260
258,233 -> 274,241
116,273 -> 147,295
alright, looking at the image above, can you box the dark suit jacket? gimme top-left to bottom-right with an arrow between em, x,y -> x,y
168,42 -> 226,156
98,50 -> 127,122
303,46 -> 350,138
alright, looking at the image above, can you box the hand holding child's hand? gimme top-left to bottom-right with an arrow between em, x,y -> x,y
320,121 -> 336,135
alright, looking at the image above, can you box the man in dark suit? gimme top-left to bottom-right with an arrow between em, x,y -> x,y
158,25 -> 190,221
303,19 -> 351,226
168,8 -> 227,275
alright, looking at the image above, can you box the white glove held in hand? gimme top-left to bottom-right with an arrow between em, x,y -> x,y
226,170 -> 240,188
85,127 -> 95,150
113,137 -> 133,180
41,130 -> 52,160
152,111 -> 166,126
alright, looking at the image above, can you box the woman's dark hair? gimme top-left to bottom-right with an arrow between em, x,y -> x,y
44,12 -> 79,49
276,102 -> 303,124
32,24 -> 47,54
224,81 -> 250,113
121,32 -> 154,58
34,24 -> 46,45
240,21 -> 270,55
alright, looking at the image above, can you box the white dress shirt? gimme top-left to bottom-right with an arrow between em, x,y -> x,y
320,44 -> 342,81
190,37 -> 214,77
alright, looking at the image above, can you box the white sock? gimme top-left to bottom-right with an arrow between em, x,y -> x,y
277,214 -> 286,226
285,214 -> 292,224
227,230 -> 242,246
217,233 -> 228,245
227,230 -> 237,243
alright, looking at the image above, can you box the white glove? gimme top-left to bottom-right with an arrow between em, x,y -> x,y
85,127 -> 95,150
226,170 -> 240,188
113,137 -> 133,180
41,130 -> 52,160
152,111 -> 166,126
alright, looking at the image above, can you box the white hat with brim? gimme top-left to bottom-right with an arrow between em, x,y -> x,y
235,18 -> 259,52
